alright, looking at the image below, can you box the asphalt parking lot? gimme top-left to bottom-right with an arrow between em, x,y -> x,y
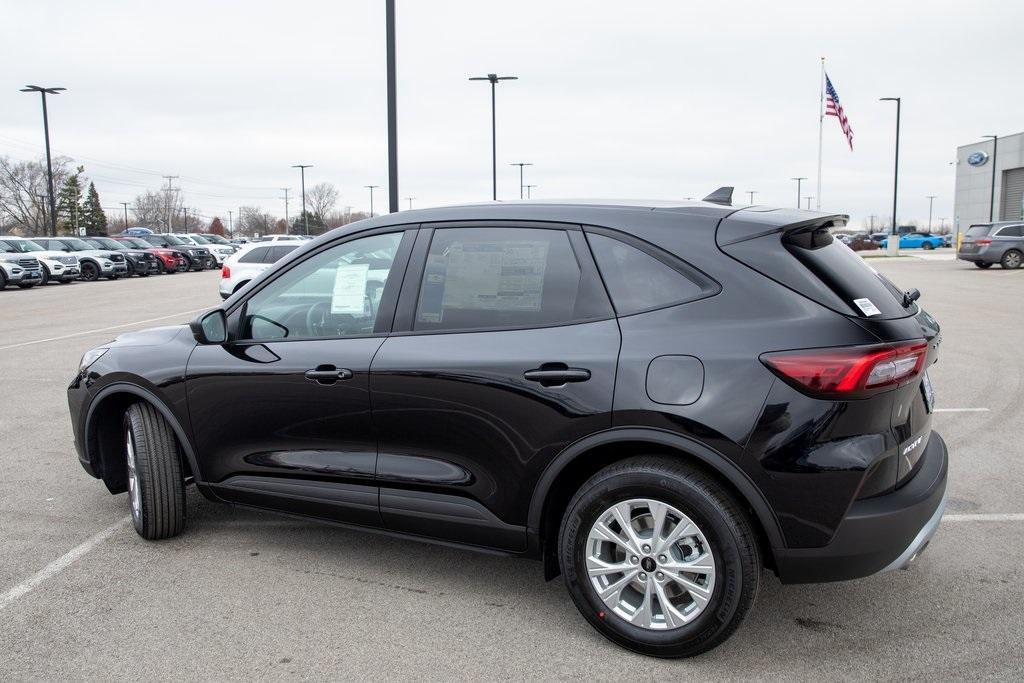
1,259 -> 1022,680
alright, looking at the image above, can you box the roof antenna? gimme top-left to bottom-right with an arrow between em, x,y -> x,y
702,187 -> 733,205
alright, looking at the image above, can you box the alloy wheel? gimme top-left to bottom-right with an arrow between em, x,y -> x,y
1004,251 -> 1022,269
81,262 -> 99,281
125,428 -> 142,523
586,498 -> 716,630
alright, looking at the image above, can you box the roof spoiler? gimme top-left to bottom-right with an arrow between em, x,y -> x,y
717,211 -> 849,247
702,186 -> 734,205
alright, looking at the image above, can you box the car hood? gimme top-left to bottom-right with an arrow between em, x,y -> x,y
72,249 -> 117,259
32,250 -> 78,260
111,325 -> 191,348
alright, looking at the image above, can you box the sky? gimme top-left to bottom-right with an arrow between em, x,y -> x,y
2,0 -> 1022,230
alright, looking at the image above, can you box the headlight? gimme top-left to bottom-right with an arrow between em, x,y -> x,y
79,348 -> 108,372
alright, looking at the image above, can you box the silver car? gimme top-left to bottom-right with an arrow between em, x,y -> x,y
957,222 -> 1024,269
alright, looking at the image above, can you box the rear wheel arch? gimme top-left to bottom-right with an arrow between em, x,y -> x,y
85,384 -> 197,494
530,429 -> 782,578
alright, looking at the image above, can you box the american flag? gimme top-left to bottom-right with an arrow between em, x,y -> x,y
825,74 -> 854,150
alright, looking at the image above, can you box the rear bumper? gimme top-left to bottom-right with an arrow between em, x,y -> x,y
957,250 -> 997,263
774,431 -> 948,583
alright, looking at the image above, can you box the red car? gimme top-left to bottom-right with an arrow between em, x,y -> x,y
112,236 -> 187,273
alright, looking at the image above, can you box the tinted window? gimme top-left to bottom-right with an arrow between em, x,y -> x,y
996,225 -> 1023,237
238,247 -> 270,264
242,232 -> 402,340
268,245 -> 298,262
966,225 -> 993,238
414,227 -> 610,332
586,233 -> 705,315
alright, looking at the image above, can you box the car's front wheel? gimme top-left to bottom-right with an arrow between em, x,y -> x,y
40,266 -> 50,285
123,403 -> 186,540
1001,249 -> 1022,269
80,261 -> 99,281
559,457 -> 761,658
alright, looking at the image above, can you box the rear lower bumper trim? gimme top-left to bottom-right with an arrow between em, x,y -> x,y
880,486 -> 947,572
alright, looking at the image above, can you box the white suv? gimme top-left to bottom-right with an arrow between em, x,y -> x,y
219,242 -> 300,299
0,236 -> 81,284
252,234 -> 304,243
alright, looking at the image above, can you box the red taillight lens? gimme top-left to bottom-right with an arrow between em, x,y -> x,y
221,265 -> 231,278
761,341 -> 928,399
976,238 -> 993,246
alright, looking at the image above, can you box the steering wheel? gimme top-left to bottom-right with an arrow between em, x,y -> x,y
305,300 -> 332,337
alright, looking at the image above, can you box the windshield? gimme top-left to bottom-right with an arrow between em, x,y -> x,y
204,234 -> 229,244
162,235 -> 187,246
61,238 -> 94,251
94,238 -> 125,250
188,235 -> 212,244
123,238 -> 151,248
0,239 -> 45,253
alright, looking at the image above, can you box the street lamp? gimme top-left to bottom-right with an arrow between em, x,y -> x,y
20,85 -> 65,237
405,196 -> 415,210
747,190 -> 758,205
365,185 -> 380,217
982,135 -> 998,221
469,73 -> 518,200
386,0 -> 399,214
524,184 -> 537,199
510,162 -> 533,199
926,195 -> 936,232
291,164 -> 312,235
791,177 -> 806,209
880,97 -> 901,256
120,202 -> 130,231
805,196 -> 814,210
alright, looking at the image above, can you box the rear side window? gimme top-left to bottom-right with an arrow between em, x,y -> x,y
268,245 -> 298,262
966,225 -> 993,237
239,247 -> 270,264
996,225 -> 1023,237
414,227 -> 611,332
586,233 -> 706,315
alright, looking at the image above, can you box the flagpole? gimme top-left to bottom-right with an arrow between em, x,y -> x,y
816,56 -> 824,211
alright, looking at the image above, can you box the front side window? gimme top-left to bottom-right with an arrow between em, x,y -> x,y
414,227 -> 610,332
241,232 -> 403,341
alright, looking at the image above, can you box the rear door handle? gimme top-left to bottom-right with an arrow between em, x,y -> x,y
524,366 -> 591,387
305,366 -> 354,385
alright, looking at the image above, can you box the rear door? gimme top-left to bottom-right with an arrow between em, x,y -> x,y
959,224 -> 993,255
369,224 -> 619,551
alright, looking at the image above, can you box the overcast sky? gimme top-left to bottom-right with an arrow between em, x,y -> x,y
2,0 -> 1022,229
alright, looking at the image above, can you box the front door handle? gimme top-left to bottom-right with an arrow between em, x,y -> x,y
524,365 -> 591,387
304,365 -> 354,385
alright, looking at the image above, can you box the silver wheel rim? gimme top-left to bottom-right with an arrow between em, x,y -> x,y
586,499 -> 716,630
1007,253 -> 1021,268
126,429 -> 141,520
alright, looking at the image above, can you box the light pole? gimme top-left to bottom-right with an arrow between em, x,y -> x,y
747,190 -> 758,205
281,188 -> 290,225
365,185 -> 380,217
469,73 -> 518,200
120,202 -> 130,232
291,165 -> 312,235
228,210 -> 233,238
880,97 -> 901,256
386,0 -> 399,213
982,135 -> 998,221
405,197 -> 415,210
20,85 -> 65,237
805,196 -> 814,209
791,177 -> 806,208
511,162 -> 533,199
524,184 -> 536,199
939,217 -> 947,231
926,195 -> 936,232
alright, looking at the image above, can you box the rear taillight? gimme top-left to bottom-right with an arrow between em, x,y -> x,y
976,238 -> 993,246
761,341 -> 927,399
221,265 -> 230,278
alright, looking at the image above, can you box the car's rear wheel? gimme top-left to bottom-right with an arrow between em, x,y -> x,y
974,261 -> 992,269
80,261 -> 99,281
40,266 -> 50,285
123,403 -> 186,540
1001,250 -> 1022,269
176,259 -> 189,273
559,457 -> 760,658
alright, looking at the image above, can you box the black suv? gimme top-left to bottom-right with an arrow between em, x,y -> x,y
84,237 -> 160,276
68,199 -> 947,657
138,234 -> 213,271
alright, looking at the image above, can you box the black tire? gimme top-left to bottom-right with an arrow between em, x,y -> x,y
559,457 -> 761,658
176,259 -> 189,273
123,403 -> 186,540
126,261 -> 136,277
974,261 -> 992,269
17,282 -> 36,289
80,260 -> 99,281
40,266 -> 51,286
0,269 -> 6,289
922,241 -> 934,250
1000,249 -> 1022,270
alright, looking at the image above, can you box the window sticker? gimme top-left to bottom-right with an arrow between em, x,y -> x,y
439,240 -> 549,312
331,262 -> 370,314
853,297 -> 882,317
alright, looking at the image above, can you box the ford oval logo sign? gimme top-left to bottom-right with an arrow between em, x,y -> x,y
967,151 -> 989,166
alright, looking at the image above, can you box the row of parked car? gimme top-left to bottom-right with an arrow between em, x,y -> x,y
0,232 -> 245,289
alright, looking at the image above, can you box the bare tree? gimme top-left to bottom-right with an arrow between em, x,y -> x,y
236,206 -> 276,237
0,155 -> 73,235
306,182 -> 339,223
131,190 -> 176,230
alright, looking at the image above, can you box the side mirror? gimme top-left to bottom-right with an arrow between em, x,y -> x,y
190,309 -> 228,345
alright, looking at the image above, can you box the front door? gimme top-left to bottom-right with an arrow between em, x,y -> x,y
370,225 -> 620,551
187,230 -> 413,527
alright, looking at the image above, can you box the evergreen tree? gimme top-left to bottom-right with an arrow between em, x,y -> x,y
82,182 -> 107,235
56,166 -> 85,235
290,210 -> 325,235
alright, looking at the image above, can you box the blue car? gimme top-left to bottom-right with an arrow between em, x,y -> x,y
880,232 -> 945,250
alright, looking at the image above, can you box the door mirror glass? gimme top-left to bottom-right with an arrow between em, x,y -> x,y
191,309 -> 227,344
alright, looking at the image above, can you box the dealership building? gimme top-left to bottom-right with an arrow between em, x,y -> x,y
955,131 -> 1024,232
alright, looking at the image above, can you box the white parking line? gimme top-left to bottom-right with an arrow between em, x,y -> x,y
943,513 -> 1024,522
0,516 -> 129,612
933,408 -> 990,413
0,308 -> 207,351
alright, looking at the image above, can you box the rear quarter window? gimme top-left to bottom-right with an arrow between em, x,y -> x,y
239,247 -> 270,264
